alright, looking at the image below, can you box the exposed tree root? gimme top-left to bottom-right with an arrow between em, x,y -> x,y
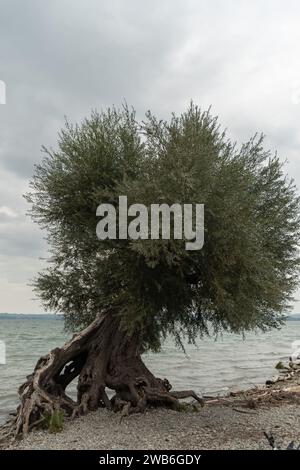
1,310 -> 203,442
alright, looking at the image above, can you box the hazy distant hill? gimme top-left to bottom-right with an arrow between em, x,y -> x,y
0,313 -> 62,320
1,312 -> 299,321
286,314 -> 300,320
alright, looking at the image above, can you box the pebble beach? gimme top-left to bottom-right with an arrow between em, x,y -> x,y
4,375 -> 300,451
4,402 -> 299,451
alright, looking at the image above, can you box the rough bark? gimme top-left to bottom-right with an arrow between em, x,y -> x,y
2,310 -> 204,438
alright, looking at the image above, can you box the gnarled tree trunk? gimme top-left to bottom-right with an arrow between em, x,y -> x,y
3,311 -> 203,438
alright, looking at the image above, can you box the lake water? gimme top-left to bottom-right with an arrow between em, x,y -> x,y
0,315 -> 299,424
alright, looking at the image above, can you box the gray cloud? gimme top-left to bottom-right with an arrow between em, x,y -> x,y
1,0 -> 300,312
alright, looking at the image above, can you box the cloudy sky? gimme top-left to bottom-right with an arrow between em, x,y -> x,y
0,0 -> 300,313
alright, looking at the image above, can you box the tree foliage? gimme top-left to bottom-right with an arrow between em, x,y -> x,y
26,104 -> 300,350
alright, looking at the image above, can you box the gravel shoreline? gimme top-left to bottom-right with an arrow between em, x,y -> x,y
3,370 -> 300,451
3,401 -> 299,450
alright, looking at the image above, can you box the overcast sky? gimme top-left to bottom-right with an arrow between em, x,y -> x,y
1,0 -> 300,313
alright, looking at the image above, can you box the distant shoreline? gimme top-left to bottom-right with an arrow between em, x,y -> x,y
1,313 -> 300,320
0,313 -> 63,319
